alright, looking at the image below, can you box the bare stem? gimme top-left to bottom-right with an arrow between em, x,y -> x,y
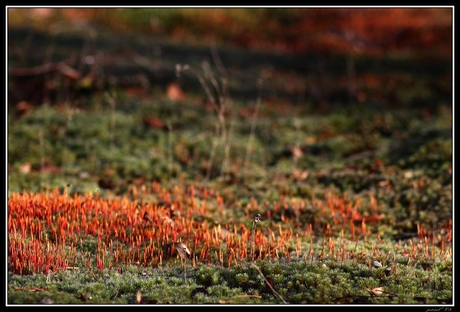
252,263 -> 288,304
39,128 -> 45,188
107,94 -> 116,152
251,214 -> 261,261
206,122 -> 219,180
244,79 -> 263,167
167,120 -> 173,179
220,116 -> 235,176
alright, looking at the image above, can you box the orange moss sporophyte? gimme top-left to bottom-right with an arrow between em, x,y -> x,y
7,184 -> 452,276
12,188 -> 276,274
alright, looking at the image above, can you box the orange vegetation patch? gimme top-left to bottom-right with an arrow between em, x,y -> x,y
9,8 -> 452,57
7,182 -> 452,275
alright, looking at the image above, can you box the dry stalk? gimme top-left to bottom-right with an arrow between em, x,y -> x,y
252,263 -> 288,304
244,77 -> 263,168
167,119 -> 173,179
176,45 -> 232,180
251,214 -> 261,261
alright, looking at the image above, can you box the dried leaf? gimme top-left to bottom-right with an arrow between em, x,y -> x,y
79,293 -> 92,301
372,260 -> 383,268
29,287 -> 50,292
143,116 -> 165,130
293,169 -> 309,181
367,287 -> 384,296
218,295 -> 262,304
290,146 -> 303,160
174,242 -> 191,259
19,163 -> 31,173
167,83 -> 186,101
40,298 -> 53,304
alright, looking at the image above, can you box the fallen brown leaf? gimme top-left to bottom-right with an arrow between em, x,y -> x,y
366,287 -> 384,296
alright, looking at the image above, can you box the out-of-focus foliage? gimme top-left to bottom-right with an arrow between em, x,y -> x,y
8,8 -> 452,57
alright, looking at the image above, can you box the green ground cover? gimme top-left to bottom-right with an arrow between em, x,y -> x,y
7,8 -> 452,305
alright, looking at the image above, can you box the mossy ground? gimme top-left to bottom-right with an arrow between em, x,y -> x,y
7,8 -> 452,305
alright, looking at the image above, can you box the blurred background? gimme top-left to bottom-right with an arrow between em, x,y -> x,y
7,7 -> 453,195
8,7 -> 452,56
8,7 -> 452,109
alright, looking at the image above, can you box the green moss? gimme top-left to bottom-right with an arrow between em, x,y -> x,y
7,12 -> 452,304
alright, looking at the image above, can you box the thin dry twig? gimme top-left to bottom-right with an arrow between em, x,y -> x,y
244,82 -> 262,167
218,294 -> 262,304
251,214 -> 261,261
252,263 -> 288,304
